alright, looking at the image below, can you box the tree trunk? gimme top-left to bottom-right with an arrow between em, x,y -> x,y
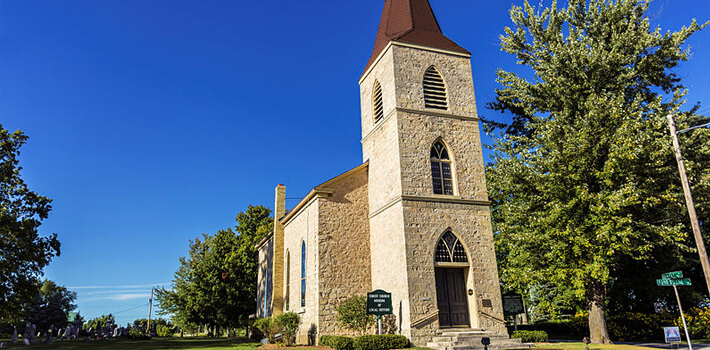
587,281 -> 611,344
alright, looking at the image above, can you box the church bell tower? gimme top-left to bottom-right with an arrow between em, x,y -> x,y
359,0 -> 506,342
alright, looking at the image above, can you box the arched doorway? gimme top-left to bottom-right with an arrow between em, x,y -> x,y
434,231 -> 470,328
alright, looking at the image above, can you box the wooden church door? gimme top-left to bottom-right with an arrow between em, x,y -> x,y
435,267 -> 469,327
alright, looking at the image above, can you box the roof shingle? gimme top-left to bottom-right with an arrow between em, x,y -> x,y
364,0 -> 470,74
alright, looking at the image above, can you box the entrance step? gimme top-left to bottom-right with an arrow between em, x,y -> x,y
427,329 -> 532,350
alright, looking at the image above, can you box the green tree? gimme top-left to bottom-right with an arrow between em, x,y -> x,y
156,205 -> 273,335
24,280 -> 77,331
0,126 -> 61,323
336,295 -> 375,335
486,0 -> 709,343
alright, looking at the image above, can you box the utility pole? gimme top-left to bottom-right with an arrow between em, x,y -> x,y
147,288 -> 154,337
667,115 -> 710,297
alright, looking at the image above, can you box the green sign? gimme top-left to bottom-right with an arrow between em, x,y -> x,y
657,278 -> 692,286
367,290 -> 393,315
502,293 -> 525,316
662,271 -> 683,279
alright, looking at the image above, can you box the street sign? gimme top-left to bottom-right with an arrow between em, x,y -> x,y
657,278 -> 692,286
662,271 -> 683,279
367,290 -> 393,316
502,294 -> 525,316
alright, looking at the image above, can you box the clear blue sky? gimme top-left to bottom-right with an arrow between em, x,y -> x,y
1,0 -> 708,326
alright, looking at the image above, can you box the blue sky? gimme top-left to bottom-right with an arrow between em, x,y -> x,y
1,0 -> 708,326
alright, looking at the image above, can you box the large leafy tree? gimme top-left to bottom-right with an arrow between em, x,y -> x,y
156,205 -> 272,335
0,125 -> 61,323
24,280 -> 77,331
486,0 -> 709,343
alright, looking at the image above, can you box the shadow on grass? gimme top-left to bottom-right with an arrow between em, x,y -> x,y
1,337 -> 261,350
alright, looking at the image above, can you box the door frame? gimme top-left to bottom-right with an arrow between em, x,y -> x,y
435,265 -> 471,328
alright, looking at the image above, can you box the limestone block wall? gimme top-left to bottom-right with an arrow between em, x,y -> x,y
397,111 -> 488,201
391,45 -> 477,118
369,201 -> 412,340
282,197 -> 321,344
402,200 -> 506,345
256,235 -> 274,318
317,168 -> 372,337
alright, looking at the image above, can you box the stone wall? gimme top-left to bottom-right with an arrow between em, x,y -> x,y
317,167 -> 372,338
256,235 -> 274,318
282,197 -> 321,344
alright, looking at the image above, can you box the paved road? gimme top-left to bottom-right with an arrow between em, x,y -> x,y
618,343 -> 710,350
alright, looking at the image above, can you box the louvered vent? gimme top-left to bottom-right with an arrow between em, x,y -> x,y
423,67 -> 448,110
373,81 -> 384,122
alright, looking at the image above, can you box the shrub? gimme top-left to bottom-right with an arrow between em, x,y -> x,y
156,324 -> 173,337
128,328 -> 150,340
321,335 -> 355,350
276,312 -> 301,345
511,330 -> 548,342
253,317 -> 279,344
608,312 -> 675,341
353,334 -> 409,350
676,307 -> 710,339
337,296 -> 375,335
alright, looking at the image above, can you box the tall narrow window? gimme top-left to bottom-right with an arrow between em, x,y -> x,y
301,241 -> 306,307
431,140 -> 454,195
423,67 -> 448,110
435,231 -> 468,263
263,267 -> 269,316
285,250 -> 290,311
373,81 -> 384,122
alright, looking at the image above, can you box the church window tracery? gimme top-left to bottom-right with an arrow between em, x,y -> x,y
431,140 -> 454,195
373,81 -> 384,122
435,231 -> 468,263
423,67 -> 448,110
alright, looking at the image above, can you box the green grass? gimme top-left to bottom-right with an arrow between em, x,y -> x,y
0,337 -> 261,350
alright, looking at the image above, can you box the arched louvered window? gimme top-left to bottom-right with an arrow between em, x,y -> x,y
423,67 -> 448,110
435,231 -> 468,263
285,250 -> 290,311
373,81 -> 384,122
301,241 -> 306,307
431,140 -> 454,195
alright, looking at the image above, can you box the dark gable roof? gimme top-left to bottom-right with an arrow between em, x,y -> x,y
364,0 -> 470,74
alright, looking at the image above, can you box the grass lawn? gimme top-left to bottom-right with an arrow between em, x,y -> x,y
0,338 -> 262,350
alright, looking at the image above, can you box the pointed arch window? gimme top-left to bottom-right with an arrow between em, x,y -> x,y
373,81 -> 384,122
423,67 -> 448,110
285,250 -> 290,311
431,140 -> 454,195
435,231 -> 468,263
301,241 -> 306,307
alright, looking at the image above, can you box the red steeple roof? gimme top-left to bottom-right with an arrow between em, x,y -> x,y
364,0 -> 470,73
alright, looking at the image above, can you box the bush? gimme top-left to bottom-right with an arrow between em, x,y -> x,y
128,328 -> 150,340
276,312 -> 301,345
353,334 -> 409,350
337,296 -> 375,335
254,317 -> 278,344
676,307 -> 710,339
608,312 -> 675,341
511,330 -> 548,342
321,335 -> 355,350
156,324 -> 174,337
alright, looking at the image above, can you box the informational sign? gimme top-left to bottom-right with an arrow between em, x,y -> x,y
657,278 -> 692,286
664,327 -> 682,343
367,290 -> 393,315
502,293 -> 525,316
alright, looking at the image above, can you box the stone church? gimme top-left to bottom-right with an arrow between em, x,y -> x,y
256,0 -> 510,346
